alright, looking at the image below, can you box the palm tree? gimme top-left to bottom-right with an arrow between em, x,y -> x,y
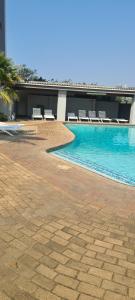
0,52 -> 20,104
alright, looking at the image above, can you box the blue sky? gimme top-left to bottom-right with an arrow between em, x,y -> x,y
6,0 -> 135,86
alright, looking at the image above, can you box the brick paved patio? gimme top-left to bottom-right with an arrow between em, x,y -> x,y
0,121 -> 135,299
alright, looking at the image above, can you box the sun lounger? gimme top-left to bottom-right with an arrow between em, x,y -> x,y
0,123 -> 24,136
98,111 -> 112,122
32,108 -> 43,120
113,118 -> 128,123
44,109 -> 55,120
68,113 -> 78,121
78,110 -> 89,121
88,111 -> 100,122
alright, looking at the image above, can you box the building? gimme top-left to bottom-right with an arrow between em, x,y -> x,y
0,0 -> 135,124
0,0 -> 5,53
14,81 -> 135,123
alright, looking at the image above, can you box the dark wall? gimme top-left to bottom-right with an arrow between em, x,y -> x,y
15,91 -> 28,117
96,101 -> 119,118
118,104 -> 131,120
15,89 -> 58,118
66,97 -> 96,116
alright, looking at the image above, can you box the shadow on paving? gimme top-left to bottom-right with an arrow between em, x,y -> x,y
0,131 -> 47,145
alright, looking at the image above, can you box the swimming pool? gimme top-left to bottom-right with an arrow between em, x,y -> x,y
52,124 -> 135,186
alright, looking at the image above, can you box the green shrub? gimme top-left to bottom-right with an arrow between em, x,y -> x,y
0,113 -> 8,121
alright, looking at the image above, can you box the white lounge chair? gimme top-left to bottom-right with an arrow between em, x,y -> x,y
88,111 -> 100,122
32,108 -> 43,120
68,113 -> 78,121
0,123 -> 24,136
78,110 -> 89,121
113,118 -> 128,124
44,109 -> 55,120
98,111 -> 112,122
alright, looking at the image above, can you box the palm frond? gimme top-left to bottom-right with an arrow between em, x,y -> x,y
0,89 -> 11,104
0,52 -> 20,104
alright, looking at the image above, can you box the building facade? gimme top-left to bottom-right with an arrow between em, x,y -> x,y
0,0 -> 5,53
14,81 -> 135,124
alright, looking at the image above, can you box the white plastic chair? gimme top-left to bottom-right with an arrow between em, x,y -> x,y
32,108 -> 43,120
88,111 -> 100,122
78,110 -> 89,121
44,109 -> 55,120
0,123 -> 24,136
68,113 -> 78,121
98,111 -> 112,122
113,118 -> 128,123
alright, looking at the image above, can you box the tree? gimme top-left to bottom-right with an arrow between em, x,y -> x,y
0,52 -> 19,103
62,79 -> 72,84
16,64 -> 39,81
16,64 -> 49,82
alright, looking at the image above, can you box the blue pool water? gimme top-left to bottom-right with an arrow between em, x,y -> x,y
52,124 -> 135,186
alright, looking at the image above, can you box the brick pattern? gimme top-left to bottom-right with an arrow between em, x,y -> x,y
0,122 -> 135,299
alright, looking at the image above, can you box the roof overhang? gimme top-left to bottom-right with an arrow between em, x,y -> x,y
15,81 -> 135,97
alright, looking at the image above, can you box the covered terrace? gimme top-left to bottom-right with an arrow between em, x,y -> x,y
12,82 -> 135,123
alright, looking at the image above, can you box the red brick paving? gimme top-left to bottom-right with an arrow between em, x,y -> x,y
0,121 -> 135,299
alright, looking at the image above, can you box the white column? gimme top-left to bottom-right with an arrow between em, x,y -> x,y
57,90 -> 67,121
130,95 -> 135,124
